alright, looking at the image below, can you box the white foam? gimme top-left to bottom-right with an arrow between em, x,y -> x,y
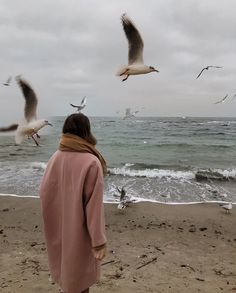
30,162 -> 47,170
0,193 -> 235,205
109,167 -> 195,180
213,168 -> 236,179
0,193 -> 38,198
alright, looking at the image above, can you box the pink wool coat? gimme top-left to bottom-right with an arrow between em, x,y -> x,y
40,150 -> 106,293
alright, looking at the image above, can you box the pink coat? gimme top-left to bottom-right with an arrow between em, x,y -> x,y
40,150 -> 106,293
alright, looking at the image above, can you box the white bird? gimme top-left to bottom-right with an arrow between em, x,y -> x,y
70,96 -> 86,112
0,76 -> 52,146
3,76 -> 12,86
214,94 -> 228,104
117,13 -> 159,82
220,202 -> 233,214
123,108 -> 139,119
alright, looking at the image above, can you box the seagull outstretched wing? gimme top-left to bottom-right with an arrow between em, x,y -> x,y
0,124 -> 18,132
196,68 -> 206,79
70,103 -> 78,108
214,94 -> 228,104
3,76 -> 12,86
16,76 -> 38,122
121,14 -> 144,65
81,96 -> 86,106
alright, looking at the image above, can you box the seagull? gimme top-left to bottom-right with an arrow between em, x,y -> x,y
116,187 -> 132,210
0,76 -> 52,146
117,13 -> 159,82
214,94 -> 228,104
117,186 -> 126,202
196,66 -> 223,79
3,76 -> 12,86
220,202 -> 232,214
70,96 -> 86,112
123,108 -> 139,119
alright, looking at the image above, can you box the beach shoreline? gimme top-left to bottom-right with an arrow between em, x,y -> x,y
0,196 -> 235,293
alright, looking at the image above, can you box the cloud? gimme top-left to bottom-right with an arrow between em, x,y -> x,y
0,0 -> 236,124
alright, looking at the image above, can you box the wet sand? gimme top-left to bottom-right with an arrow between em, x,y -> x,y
0,196 -> 235,293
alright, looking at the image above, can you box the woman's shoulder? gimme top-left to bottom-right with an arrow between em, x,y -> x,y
55,150 -> 101,166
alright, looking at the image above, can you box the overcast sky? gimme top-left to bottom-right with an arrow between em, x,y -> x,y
0,0 -> 236,124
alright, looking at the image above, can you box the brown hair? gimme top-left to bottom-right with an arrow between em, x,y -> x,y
62,113 -> 97,145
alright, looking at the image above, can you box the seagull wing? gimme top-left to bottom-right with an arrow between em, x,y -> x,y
121,14 -> 144,65
80,96 -> 86,106
214,94 -> 228,104
6,76 -> 12,84
208,66 -> 223,69
70,103 -> 79,108
0,124 -> 18,132
196,68 -> 206,79
16,77 -> 38,122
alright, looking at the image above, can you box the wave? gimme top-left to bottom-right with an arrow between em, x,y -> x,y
30,162 -> 47,170
196,169 -> 236,181
109,166 -> 195,180
108,164 -> 236,181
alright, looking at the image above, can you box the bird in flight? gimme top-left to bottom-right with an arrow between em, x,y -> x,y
117,13 -> 159,82
196,66 -> 222,79
70,96 -> 87,112
123,108 -> 139,119
0,76 -> 52,146
214,94 -> 228,104
3,76 -> 12,86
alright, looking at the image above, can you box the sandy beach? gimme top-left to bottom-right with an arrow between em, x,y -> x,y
0,196 -> 235,293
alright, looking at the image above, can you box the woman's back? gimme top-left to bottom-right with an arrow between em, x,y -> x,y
40,150 -> 106,293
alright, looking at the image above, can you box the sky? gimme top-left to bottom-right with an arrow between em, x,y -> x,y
0,0 -> 236,124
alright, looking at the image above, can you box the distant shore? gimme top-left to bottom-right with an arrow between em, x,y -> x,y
0,196 -> 235,293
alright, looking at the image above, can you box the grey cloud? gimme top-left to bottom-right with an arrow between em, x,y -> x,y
1,0 -> 236,122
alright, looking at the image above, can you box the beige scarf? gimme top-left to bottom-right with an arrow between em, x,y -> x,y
59,133 -> 107,175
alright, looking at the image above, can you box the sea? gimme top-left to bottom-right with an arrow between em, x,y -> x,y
0,116 -> 236,204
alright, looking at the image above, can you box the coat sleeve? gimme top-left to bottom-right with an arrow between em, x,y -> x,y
83,160 -> 107,248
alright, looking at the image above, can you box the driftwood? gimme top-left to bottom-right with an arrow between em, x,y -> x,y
101,260 -> 115,266
136,257 -> 157,270
180,264 -> 195,272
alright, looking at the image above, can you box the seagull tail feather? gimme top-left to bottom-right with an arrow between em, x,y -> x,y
116,66 -> 128,76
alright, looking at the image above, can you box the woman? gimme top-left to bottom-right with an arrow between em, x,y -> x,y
40,113 -> 107,293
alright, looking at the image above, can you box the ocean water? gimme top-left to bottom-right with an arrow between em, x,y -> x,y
0,116 -> 236,203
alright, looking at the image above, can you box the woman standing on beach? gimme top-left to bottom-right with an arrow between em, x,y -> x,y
40,113 -> 107,293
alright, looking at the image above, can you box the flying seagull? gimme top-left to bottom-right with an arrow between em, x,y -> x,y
117,13 -> 159,82
214,94 -> 228,104
123,108 -> 139,119
196,66 -> 222,79
70,96 -> 86,112
0,76 -> 52,146
116,187 -> 128,209
3,76 -> 12,86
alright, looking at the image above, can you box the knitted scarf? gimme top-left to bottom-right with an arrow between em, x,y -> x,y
59,133 -> 107,175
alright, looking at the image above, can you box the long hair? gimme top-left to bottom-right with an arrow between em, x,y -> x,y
62,113 -> 97,145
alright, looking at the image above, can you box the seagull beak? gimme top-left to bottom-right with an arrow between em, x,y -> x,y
154,69 -> 159,72
47,122 -> 53,126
